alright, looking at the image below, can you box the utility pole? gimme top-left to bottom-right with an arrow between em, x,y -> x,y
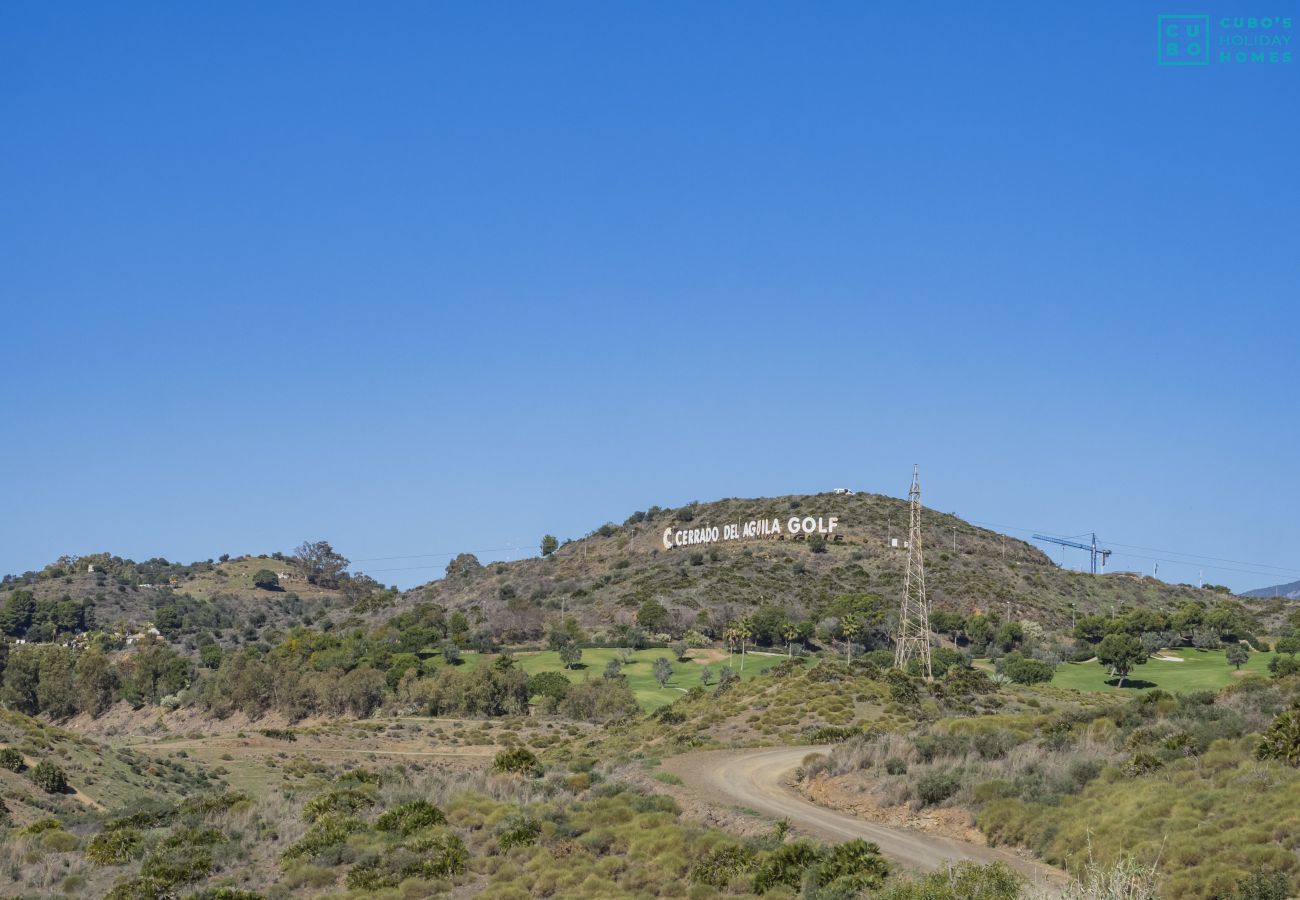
894,465 -> 932,679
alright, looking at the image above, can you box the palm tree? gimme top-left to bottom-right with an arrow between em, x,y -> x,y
842,615 -> 860,665
782,623 -> 799,657
724,626 -> 739,668
735,618 -> 754,671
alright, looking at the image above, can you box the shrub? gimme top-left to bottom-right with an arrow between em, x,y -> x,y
1238,868 -> 1290,900
809,839 -> 889,893
375,800 -> 446,835
884,757 -> 908,775
753,840 -> 824,893
18,817 -> 63,835
302,788 -> 374,822
810,725 -> 861,743
497,814 -> 542,850
689,844 -> 755,886
104,877 -> 172,900
347,830 -> 467,888
140,848 -> 214,887
163,827 -> 227,849
87,828 -> 144,865
259,728 -> 296,742
916,771 -> 961,806
0,748 -> 24,771
1001,654 -> 1055,685
32,760 -> 68,793
879,861 -> 1022,900
492,747 -> 541,776
282,813 -> 365,860
1256,709 -> 1300,765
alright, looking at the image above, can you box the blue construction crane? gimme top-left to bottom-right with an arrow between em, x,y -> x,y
1032,532 -> 1112,574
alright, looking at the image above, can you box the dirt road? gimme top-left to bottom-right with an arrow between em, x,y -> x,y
662,747 -> 1067,895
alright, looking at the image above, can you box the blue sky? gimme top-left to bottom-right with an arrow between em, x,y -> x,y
2,2 -> 1297,592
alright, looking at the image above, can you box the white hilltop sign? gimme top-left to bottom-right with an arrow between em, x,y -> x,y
662,514 -> 840,550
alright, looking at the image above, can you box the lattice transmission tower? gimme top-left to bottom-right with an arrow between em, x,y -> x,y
894,464 -> 932,679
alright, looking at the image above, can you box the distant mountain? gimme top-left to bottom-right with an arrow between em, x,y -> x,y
1242,579 -> 1300,600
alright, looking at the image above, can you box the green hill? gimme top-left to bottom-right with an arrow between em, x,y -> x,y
401,492 -> 1249,643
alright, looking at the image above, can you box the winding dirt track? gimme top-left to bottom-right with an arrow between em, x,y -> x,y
662,747 -> 1067,896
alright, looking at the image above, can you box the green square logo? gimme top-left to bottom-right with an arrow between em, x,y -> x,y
1158,15 -> 1211,65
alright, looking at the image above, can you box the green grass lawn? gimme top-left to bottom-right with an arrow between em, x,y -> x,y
1050,647 -> 1274,693
460,647 -> 778,710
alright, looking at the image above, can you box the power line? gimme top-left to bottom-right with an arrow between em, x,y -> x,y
352,546 -> 522,563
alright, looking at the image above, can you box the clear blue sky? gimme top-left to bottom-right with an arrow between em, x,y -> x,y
2,2 -> 1297,593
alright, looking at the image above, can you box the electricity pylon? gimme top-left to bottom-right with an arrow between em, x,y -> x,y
894,464 -> 932,679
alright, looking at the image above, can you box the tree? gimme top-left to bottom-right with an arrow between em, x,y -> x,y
636,599 -> 668,631
725,620 -> 753,671
1140,631 -> 1165,656
0,591 -> 36,636
445,553 -> 482,580
74,647 -> 116,717
929,610 -> 966,644
671,640 -> 689,661
37,647 -> 78,720
558,643 -> 583,670
603,658 -> 622,680
699,666 -> 714,686
1,645 -> 40,714
540,535 -> 559,557
1226,643 -> 1250,670
652,656 -> 673,688
292,540 -> 350,587
559,678 -> 639,722
783,623 -> 800,657
338,666 -> 386,717
750,604 -> 790,646
528,671 -> 570,707
1192,628 -> 1222,650
994,621 -> 1024,651
252,569 -> 280,591
199,644 -> 223,670
841,615 -> 860,665
441,642 -> 462,665
1096,633 -> 1146,688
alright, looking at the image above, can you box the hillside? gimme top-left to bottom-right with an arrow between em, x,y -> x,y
0,553 -> 347,651
0,708 -> 219,826
399,492 -> 1245,641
